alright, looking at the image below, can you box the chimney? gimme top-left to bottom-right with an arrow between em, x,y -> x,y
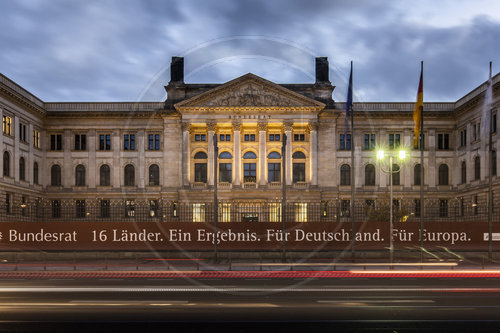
315,57 -> 330,84
170,56 -> 184,84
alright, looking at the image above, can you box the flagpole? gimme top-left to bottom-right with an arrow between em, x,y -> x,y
346,61 -> 355,258
488,61 -> 493,261
419,61 -> 424,262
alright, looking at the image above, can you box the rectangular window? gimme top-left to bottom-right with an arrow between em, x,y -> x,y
244,134 -> 256,141
219,134 -> 231,142
437,133 -> 450,150
74,134 -> 86,151
364,134 -> 375,150
99,134 -> 111,150
268,163 -> 281,182
414,199 -> 421,218
19,123 -> 27,142
218,203 -> 231,222
51,200 -> 61,218
243,163 -> 256,183
388,133 -> 400,149
340,199 -> 350,217
192,203 -> 205,222
195,134 -> 206,142
493,113 -> 497,134
439,199 -> 448,217
473,195 -> 478,215
414,133 -> 425,150
2,115 -> 12,136
5,193 -> 12,215
21,196 -> 27,217
460,129 -> 467,147
194,163 -> 207,183
100,199 -> 110,218
459,197 -> 464,217
148,134 -> 160,150
269,134 -> 280,141
124,134 -> 136,150
294,203 -> 307,222
292,163 -> 306,183
50,134 -> 62,151
339,134 -> 351,150
219,163 -> 232,183
294,134 -> 305,141
76,200 -> 86,218
149,200 -> 159,218
269,203 -> 281,222
125,200 -> 135,218
33,130 -> 40,148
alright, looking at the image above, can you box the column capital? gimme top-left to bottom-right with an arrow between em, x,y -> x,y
232,121 -> 242,131
258,120 -> 268,131
181,122 -> 192,133
206,121 -> 217,132
308,121 -> 319,132
283,121 -> 293,132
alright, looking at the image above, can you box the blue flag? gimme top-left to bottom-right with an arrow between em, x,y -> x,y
345,61 -> 353,137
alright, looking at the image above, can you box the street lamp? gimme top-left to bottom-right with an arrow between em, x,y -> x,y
376,148 -> 407,263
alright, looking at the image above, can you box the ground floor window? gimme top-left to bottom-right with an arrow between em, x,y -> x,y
218,203 -> 231,222
193,203 -> 205,222
52,200 -> 61,218
294,203 -> 307,222
269,203 -> 281,222
100,199 -> 110,218
76,200 -> 86,218
149,199 -> 159,218
341,199 -> 350,217
125,200 -> 135,218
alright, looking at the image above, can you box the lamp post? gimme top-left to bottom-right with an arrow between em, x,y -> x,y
377,149 -> 407,263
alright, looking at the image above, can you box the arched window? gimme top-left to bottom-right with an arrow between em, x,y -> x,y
365,164 -> 375,186
75,164 -> 86,186
340,164 -> 350,186
392,164 -> 400,185
492,151 -> 497,176
267,151 -> 281,159
149,164 -> 160,186
124,164 -> 135,186
243,151 -> 257,159
219,151 -> 232,159
219,151 -> 232,183
461,161 -> 466,184
292,151 -> 306,159
243,151 -> 257,183
474,156 -> 481,180
51,165 -> 61,186
33,162 -> 39,185
292,151 -> 306,183
194,151 -> 207,159
194,151 -> 207,183
414,164 -> 422,185
438,164 -> 449,185
3,151 -> 10,177
19,157 -> 25,181
100,164 -> 110,186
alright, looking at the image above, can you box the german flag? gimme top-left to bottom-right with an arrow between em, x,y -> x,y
413,62 -> 423,148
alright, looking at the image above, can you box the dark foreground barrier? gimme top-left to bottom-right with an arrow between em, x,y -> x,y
0,221 -> 498,251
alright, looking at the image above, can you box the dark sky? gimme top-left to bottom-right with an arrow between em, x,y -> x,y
1,0 -> 499,103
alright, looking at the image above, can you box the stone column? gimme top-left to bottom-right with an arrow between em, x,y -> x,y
181,122 -> 191,186
112,130 -> 120,188
233,121 -> 242,186
258,121 -> 267,186
284,121 -> 293,184
63,129 -> 72,188
309,122 -> 318,185
138,130 -> 145,188
88,129 -> 96,189
207,121 -> 216,186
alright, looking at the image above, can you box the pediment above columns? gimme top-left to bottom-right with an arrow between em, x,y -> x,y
174,73 -> 325,114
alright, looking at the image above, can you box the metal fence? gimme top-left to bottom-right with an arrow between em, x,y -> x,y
0,198 -> 499,223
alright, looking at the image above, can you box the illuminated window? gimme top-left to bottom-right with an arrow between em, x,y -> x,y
2,115 -> 12,136
193,203 -> 205,222
149,200 -> 159,218
125,200 -> 135,218
269,203 -> 281,222
341,199 -> 350,217
294,203 -> 307,222
218,203 -> 231,222
33,130 -> 40,148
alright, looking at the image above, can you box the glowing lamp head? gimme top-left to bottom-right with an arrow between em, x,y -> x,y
376,150 -> 385,160
398,150 -> 406,160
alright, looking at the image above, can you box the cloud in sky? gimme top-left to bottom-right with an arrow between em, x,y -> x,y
0,0 -> 499,103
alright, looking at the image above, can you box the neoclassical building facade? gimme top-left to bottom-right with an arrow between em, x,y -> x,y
1,57 -> 499,222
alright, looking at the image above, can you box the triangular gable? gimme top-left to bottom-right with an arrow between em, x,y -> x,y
174,73 -> 325,113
